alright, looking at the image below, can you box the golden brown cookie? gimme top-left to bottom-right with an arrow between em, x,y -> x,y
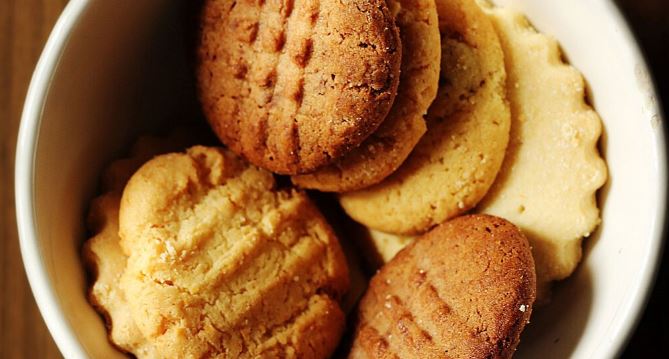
476,3 -> 608,301
115,146 -> 349,358
198,0 -> 402,175
339,0 -> 510,234
350,215 -> 536,359
83,133 -> 199,357
85,193 -> 153,356
291,0 -> 440,192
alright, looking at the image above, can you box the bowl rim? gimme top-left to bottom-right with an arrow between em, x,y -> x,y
14,0 -> 667,358
15,0 -> 91,358
583,2 -> 667,357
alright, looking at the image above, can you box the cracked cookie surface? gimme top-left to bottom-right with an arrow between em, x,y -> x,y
198,0 -> 401,175
350,215 -> 536,359
340,0 -> 510,235
291,0 -> 440,192
88,145 -> 349,358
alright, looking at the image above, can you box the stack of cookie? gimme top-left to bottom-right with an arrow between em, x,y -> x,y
198,0 -> 440,192
83,0 -> 607,357
343,0 -> 608,303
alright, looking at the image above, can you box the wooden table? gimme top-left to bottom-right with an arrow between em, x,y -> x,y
0,0 -> 666,357
1,1 -> 69,357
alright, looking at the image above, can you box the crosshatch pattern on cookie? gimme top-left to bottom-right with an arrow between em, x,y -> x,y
86,145 -> 351,358
291,0 -> 441,192
198,0 -> 402,174
350,215 -> 536,359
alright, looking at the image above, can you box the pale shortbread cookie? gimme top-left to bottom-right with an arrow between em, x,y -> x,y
340,0 -> 510,235
292,0 -> 440,192
475,4 -> 607,301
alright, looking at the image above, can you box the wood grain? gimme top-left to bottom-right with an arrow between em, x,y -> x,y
1,1 -> 68,358
0,0 -> 665,358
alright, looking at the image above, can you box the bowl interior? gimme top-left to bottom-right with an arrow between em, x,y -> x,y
20,0 -> 665,358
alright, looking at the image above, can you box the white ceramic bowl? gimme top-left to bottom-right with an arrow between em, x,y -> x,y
16,0 -> 666,358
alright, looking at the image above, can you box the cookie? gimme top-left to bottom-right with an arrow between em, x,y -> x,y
359,228 -> 416,269
350,215 -> 536,359
340,0 -> 510,235
291,0 -> 440,192
198,0 -> 402,175
476,3 -> 608,301
115,146 -> 348,358
83,132 -> 199,356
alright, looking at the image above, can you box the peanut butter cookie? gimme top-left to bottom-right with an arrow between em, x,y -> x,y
84,133 -> 200,357
350,215 -> 536,359
292,0 -> 440,191
87,145 -> 349,358
198,0 -> 402,175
